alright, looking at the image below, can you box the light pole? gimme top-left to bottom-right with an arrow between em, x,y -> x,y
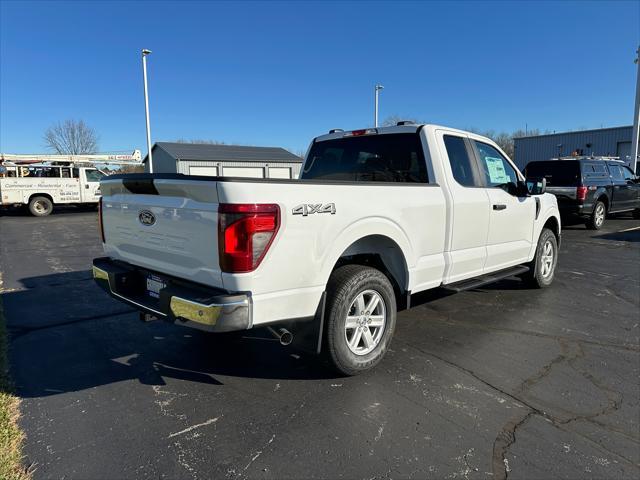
374,84 -> 384,127
630,45 -> 640,173
142,49 -> 153,173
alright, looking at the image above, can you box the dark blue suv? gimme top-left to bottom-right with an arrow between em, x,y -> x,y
525,158 -> 640,229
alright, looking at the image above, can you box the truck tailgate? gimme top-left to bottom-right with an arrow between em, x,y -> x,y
100,177 -> 223,288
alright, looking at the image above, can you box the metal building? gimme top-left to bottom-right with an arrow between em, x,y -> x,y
514,126 -> 633,169
144,142 -> 303,178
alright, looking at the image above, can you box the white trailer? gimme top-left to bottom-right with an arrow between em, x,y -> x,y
0,150 -> 141,216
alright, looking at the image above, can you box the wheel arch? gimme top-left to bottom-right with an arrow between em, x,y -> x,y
542,214 -> 560,245
594,190 -> 610,211
328,234 -> 410,309
28,192 -> 54,204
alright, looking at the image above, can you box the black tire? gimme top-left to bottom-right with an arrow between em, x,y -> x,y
324,265 -> 397,376
521,228 -> 558,288
28,196 -> 53,217
586,200 -> 606,230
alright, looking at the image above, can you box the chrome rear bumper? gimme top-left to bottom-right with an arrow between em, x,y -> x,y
92,257 -> 251,332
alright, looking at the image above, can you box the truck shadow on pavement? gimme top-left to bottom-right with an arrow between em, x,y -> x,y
4,271 -> 343,399
5,268 -> 542,399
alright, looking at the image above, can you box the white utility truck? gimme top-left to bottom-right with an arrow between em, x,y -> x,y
0,150 -> 141,216
93,125 -> 560,375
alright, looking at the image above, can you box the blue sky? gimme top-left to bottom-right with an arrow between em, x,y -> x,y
1,0 -> 638,155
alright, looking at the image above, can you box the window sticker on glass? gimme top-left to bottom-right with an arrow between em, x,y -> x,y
485,157 -> 511,184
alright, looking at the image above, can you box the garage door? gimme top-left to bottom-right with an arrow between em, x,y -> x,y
189,166 -> 219,177
223,167 -> 264,178
617,142 -> 631,162
268,167 -> 291,179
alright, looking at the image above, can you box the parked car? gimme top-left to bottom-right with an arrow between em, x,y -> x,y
93,124 -> 560,375
525,158 -> 640,229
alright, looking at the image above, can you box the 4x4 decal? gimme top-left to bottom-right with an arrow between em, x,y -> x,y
292,203 -> 336,216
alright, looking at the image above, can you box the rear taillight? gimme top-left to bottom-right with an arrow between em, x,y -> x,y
218,204 -> 280,273
576,186 -> 588,202
98,197 -> 105,243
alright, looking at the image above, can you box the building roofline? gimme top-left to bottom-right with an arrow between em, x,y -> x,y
515,125 -> 633,140
143,142 -> 302,164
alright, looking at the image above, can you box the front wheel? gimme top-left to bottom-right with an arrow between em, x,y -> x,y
522,228 -> 558,288
324,265 -> 397,376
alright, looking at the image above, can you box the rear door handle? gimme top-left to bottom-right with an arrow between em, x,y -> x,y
493,204 -> 507,211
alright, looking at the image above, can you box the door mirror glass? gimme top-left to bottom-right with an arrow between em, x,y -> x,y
526,177 -> 546,195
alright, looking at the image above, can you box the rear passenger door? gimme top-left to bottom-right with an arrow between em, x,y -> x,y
471,140 -> 536,272
608,163 -> 635,212
437,131 -> 491,283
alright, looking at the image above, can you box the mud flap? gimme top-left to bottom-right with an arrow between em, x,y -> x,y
278,292 -> 327,355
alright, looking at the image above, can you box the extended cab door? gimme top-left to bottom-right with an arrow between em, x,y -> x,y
471,140 -> 536,272
436,131 -> 491,283
79,168 -> 105,202
608,163 -> 638,212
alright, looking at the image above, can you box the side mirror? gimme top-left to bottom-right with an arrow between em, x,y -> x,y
526,177 -> 546,195
507,181 -> 530,197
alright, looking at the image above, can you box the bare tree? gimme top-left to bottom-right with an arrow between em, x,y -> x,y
44,119 -> 99,154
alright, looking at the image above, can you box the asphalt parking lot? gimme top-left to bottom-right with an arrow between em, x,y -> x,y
1,209 -> 639,479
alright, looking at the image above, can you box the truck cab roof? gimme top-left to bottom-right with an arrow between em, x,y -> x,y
314,124 -> 485,143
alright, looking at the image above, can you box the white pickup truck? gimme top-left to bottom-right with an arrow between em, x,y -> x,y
93,124 -> 560,375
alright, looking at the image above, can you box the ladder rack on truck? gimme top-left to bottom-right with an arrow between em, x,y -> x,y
0,150 -> 142,216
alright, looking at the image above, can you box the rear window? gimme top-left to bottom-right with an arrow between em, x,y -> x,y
301,133 -> 428,183
525,161 -> 580,186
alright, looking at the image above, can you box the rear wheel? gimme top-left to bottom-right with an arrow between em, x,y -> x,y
586,200 -> 606,230
324,265 -> 396,376
522,228 -> 558,288
28,196 -> 53,217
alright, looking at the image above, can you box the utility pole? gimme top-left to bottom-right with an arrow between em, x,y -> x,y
142,49 -> 153,173
630,45 -> 640,173
374,84 -> 384,127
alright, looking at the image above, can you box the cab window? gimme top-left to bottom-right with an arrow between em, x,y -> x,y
443,135 -> 478,187
608,164 -> 625,181
474,141 -> 518,189
84,169 -> 105,182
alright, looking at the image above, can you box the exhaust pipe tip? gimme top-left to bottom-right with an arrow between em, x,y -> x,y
279,330 -> 293,346
267,326 -> 293,346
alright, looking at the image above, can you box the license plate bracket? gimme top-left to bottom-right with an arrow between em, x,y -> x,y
146,274 -> 166,299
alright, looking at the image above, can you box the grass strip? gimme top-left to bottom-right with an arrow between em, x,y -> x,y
0,293 -> 29,479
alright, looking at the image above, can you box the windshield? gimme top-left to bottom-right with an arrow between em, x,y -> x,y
301,133 -> 428,183
525,161 -> 580,186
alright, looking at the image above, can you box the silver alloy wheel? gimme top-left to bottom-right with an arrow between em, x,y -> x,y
594,203 -> 605,227
344,289 -> 386,356
540,239 -> 555,279
34,200 -> 47,214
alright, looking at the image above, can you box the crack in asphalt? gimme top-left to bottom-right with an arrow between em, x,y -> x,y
400,337 -> 638,479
